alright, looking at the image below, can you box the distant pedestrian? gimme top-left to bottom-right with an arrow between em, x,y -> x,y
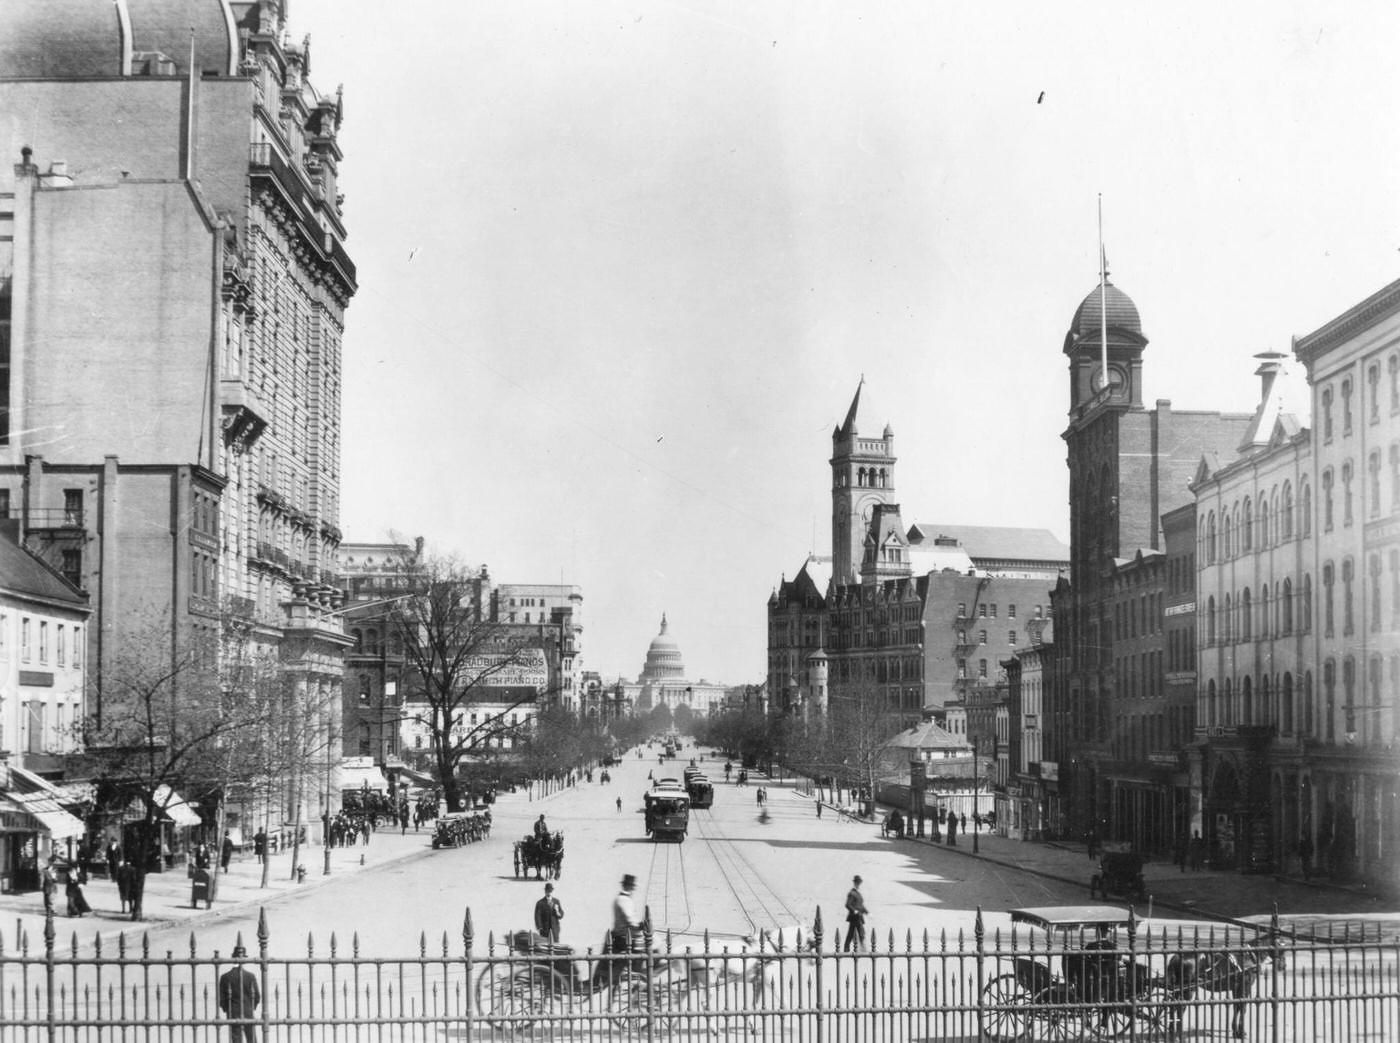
843,875 -> 868,952
616,797 -> 622,812
960,813 -> 967,836
65,870 -> 91,917
40,857 -> 59,917
947,813 -> 957,846
1189,831 -> 1205,872
106,840 -> 120,880
816,800 -> 823,819
253,830 -> 267,863
221,832 -> 234,872
1298,832 -> 1314,880
972,811 -> 982,834
534,882 -> 564,943
219,941 -> 261,1042
195,841 -> 212,871
128,864 -> 146,922
116,858 -> 133,913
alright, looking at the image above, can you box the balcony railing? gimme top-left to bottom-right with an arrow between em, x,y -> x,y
26,509 -> 85,529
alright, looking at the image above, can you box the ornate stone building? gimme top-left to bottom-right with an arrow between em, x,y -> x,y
0,3 -> 354,838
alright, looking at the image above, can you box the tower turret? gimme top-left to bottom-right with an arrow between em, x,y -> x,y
830,380 -> 897,585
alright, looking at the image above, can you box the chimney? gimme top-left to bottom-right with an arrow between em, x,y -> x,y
1254,351 -> 1287,406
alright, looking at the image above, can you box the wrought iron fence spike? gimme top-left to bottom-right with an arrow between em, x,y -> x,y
257,907 -> 269,950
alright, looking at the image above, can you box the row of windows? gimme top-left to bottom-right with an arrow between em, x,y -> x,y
0,615 -> 82,668
1111,706 -> 1193,762
1115,650 -> 1164,699
956,629 -> 1019,646
1114,593 -> 1164,639
1202,659 -> 1400,745
956,603 -> 1044,619
1200,480 -> 1307,563
1319,356 -> 1400,442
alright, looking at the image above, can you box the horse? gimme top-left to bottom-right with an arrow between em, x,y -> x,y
1164,934 -> 1285,1040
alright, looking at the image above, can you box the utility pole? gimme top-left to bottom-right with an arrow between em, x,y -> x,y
972,733 -> 980,855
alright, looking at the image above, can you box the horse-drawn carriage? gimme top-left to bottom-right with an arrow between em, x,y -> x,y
431,811 -> 491,849
981,906 -> 1287,1042
1090,851 -> 1147,901
514,831 -> 563,879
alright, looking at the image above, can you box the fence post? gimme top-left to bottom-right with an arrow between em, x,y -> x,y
1127,904 -> 1139,1043
43,905 -> 55,1043
1269,904 -> 1282,1043
814,906 -> 825,1043
463,908 -> 474,1040
643,904 -> 655,1043
258,908 -> 271,1043
973,906 -> 985,1042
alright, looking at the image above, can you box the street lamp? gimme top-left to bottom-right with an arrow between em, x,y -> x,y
971,734 -> 980,855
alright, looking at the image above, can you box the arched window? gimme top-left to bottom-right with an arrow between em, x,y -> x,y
1342,460 -> 1355,526
1301,479 -> 1312,537
1223,593 -> 1233,642
1322,469 -> 1335,531
1369,363 -> 1382,423
1260,583 -> 1270,638
1323,563 -> 1335,636
1304,670 -> 1315,736
1282,481 -> 1294,539
1342,656 -> 1356,740
1342,377 -> 1354,434
1207,512 -> 1218,562
1282,672 -> 1294,734
1242,675 -> 1254,725
1207,679 -> 1217,727
1324,659 -> 1337,742
1260,496 -> 1270,547
1390,355 -> 1400,414
1322,385 -> 1334,441
1207,595 -> 1217,645
1224,678 -> 1234,726
1371,554 -> 1383,632
1302,573 -> 1313,632
1241,587 -> 1252,640
1243,497 -> 1253,551
1282,577 -> 1294,634
1343,558 -> 1355,635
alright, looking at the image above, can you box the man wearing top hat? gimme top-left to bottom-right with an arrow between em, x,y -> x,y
534,881 -> 564,942
611,874 -> 641,954
218,940 -> 261,1042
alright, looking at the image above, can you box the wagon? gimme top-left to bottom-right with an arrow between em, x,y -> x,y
1090,851 -> 1147,901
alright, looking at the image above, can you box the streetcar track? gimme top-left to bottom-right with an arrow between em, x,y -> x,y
689,807 -> 801,935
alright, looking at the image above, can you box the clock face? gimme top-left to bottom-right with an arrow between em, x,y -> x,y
1090,365 -> 1126,394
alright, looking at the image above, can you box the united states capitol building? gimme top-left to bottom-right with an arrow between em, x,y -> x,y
616,614 -> 732,718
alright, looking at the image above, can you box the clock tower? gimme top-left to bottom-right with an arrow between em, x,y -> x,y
1064,280 -> 1148,417
830,380 -> 896,586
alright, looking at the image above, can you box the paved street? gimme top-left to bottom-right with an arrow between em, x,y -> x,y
3,746 -> 1391,959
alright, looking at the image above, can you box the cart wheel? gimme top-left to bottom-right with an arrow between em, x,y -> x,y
980,973 -> 1030,1041
608,969 -> 673,1032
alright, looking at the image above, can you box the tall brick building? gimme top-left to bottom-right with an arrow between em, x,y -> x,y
1057,280 -> 1251,842
769,386 -> 1067,719
0,2 -> 355,838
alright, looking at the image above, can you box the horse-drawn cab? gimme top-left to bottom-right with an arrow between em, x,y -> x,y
981,906 -> 1167,1041
514,831 -> 564,879
1090,850 -> 1147,901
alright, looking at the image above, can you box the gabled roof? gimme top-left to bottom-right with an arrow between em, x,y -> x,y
908,523 -> 1069,564
0,531 -> 88,610
884,720 -> 966,751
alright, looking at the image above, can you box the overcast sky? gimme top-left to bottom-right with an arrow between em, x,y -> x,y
298,0 -> 1400,685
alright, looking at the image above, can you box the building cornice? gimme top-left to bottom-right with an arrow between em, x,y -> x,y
1294,277 -> 1400,366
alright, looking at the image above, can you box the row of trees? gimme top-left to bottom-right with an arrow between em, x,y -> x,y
692,699 -> 910,808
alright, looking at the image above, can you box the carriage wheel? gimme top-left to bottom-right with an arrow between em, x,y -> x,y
607,970 -> 673,1032
474,965 -> 567,1030
513,847 -> 521,878
979,973 -> 1030,1041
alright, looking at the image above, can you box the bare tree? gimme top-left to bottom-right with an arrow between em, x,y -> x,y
78,611 -> 282,873
821,696 -> 905,815
390,553 -> 556,811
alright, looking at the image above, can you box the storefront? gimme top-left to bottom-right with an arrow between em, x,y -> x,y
0,767 -> 87,892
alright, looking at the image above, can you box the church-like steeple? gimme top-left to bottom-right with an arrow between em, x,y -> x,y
830,381 -> 897,586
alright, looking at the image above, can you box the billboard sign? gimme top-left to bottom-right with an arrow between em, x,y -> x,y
464,649 -> 548,689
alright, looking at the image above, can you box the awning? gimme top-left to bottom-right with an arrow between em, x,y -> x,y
152,785 -> 202,828
340,763 -> 388,792
0,767 -> 86,838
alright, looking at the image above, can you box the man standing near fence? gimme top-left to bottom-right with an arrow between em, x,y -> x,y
843,875 -> 867,951
534,882 -> 564,942
219,942 -> 261,1042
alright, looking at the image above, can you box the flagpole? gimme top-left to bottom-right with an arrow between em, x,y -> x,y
1098,194 -> 1108,396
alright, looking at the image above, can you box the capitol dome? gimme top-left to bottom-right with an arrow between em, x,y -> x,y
639,614 -> 687,683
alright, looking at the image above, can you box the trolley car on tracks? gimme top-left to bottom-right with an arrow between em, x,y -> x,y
644,783 -> 690,842
683,771 -> 714,809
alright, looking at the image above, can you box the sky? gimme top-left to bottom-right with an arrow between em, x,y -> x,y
297,0 -> 1400,685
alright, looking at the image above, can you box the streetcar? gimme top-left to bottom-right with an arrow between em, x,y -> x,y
644,786 -> 690,842
685,773 -> 714,809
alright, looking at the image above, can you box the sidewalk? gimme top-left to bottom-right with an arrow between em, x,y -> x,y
0,825 -> 436,947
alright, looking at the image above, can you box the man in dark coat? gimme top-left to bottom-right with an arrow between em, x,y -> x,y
843,875 -> 867,952
533,882 -> 564,942
221,832 -> 235,872
128,864 -> 146,922
106,840 -> 120,880
218,942 -> 261,1042
115,858 -> 133,913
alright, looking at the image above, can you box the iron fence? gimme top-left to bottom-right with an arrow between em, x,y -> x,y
0,905 -> 1395,1040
